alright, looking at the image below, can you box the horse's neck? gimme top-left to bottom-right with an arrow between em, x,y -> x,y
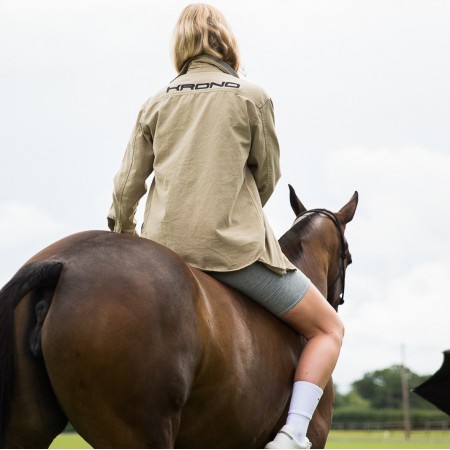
278,229 -> 301,267
279,230 -> 329,298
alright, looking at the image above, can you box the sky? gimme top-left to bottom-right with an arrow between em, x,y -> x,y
1,0 -> 450,393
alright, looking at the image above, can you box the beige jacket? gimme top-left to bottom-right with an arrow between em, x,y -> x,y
108,55 -> 295,274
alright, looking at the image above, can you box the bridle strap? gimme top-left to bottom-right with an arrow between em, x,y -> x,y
295,209 -> 348,306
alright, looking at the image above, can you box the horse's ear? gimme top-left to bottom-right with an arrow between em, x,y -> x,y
337,191 -> 358,225
288,184 -> 307,217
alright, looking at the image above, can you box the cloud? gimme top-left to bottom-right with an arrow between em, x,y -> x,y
336,261 -> 450,390
325,146 -> 450,278
326,146 -> 450,389
0,201 -> 63,248
0,201 -> 65,287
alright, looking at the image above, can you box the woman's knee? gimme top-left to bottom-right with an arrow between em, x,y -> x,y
329,314 -> 345,346
307,308 -> 344,345
282,308 -> 344,345
307,310 -> 344,346
280,284 -> 345,342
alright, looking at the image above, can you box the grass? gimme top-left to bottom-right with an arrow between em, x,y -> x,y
50,433 -> 91,449
326,429 -> 450,449
50,429 -> 450,449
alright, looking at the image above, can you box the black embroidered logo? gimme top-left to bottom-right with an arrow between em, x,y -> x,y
167,81 -> 240,93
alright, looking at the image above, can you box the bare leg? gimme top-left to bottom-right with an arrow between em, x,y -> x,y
266,284 -> 344,449
281,283 -> 344,388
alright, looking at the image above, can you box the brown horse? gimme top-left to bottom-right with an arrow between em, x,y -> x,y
0,186 -> 357,448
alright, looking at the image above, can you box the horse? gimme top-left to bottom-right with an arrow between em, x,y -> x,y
0,186 -> 358,448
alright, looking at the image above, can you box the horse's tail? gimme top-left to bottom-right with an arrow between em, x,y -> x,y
0,260 -> 63,441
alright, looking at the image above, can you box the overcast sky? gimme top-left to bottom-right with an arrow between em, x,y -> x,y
1,0 -> 450,393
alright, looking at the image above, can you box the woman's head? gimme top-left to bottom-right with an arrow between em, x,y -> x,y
172,3 -> 241,73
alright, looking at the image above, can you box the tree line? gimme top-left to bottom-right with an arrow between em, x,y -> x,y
332,365 -> 448,429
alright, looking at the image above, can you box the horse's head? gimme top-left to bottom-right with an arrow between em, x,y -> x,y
279,186 -> 358,311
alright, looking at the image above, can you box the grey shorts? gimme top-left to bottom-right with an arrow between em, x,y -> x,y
207,262 -> 311,317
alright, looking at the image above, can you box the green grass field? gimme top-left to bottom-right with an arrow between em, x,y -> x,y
50,433 -> 91,449
50,429 -> 450,449
327,430 -> 450,448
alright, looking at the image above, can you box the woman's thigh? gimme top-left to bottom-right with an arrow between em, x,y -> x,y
207,262 -> 311,317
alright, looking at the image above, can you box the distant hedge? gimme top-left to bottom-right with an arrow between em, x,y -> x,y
332,407 -> 449,429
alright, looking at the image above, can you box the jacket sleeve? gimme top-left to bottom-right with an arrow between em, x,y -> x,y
247,98 -> 281,207
107,110 -> 154,234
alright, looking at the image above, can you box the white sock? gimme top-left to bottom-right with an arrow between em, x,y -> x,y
285,381 -> 323,443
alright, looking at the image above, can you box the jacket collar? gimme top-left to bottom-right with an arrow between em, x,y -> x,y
176,54 -> 239,79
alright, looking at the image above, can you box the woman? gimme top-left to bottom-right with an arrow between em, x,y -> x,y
108,4 -> 344,449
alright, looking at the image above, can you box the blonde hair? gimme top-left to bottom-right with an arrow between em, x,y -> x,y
172,3 -> 241,73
